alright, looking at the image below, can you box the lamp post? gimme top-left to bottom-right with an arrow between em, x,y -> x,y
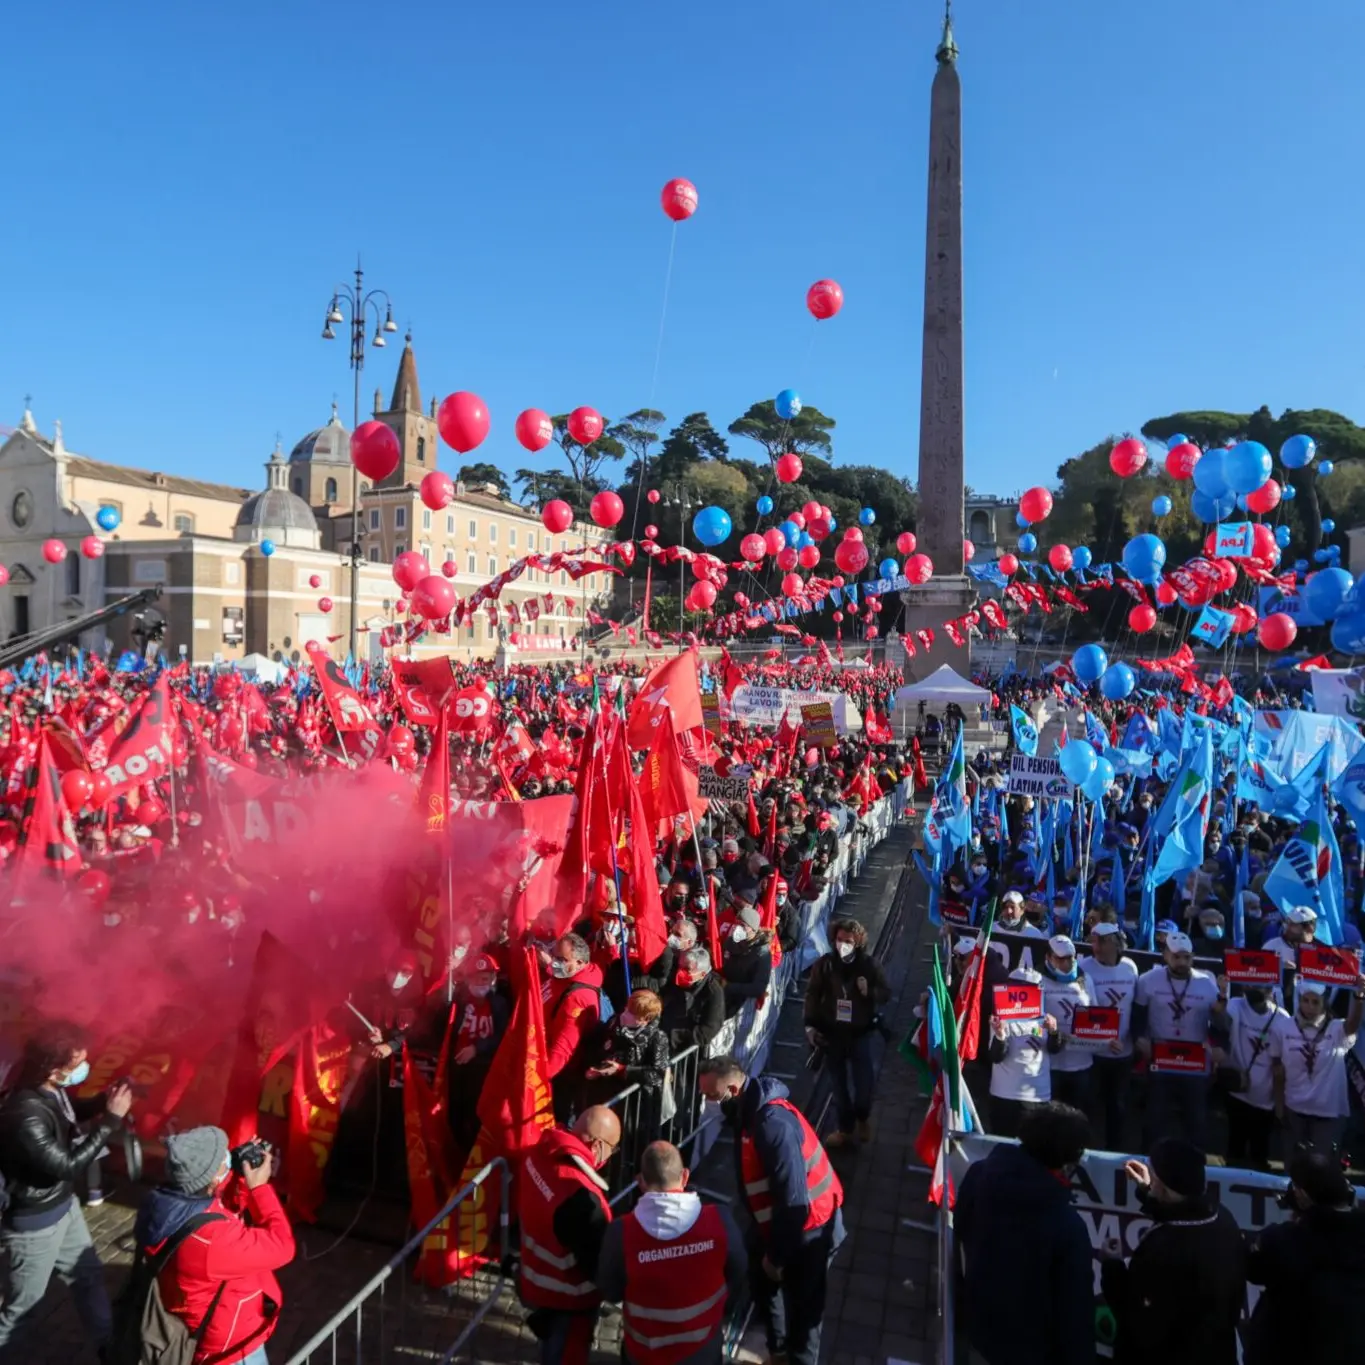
663,484 -> 701,648
320,260 -> 397,661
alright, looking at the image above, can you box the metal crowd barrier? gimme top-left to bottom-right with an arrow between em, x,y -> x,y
283,1158 -> 510,1365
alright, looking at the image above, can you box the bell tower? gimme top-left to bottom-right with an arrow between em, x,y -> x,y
374,333 -> 439,488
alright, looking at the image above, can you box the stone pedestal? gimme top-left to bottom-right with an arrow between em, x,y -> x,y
899,574 -> 976,680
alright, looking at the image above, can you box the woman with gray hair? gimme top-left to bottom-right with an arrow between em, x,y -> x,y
659,947 -> 726,1055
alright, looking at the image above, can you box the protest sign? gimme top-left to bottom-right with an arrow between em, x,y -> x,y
800,701 -> 839,747
1150,1040 -> 1208,1073
1298,945 -> 1363,987
1224,949 -> 1282,987
729,685 -> 848,732
1213,522 -> 1255,558
697,766 -> 749,802
1066,1006 -> 1120,1051
992,982 -> 1043,1021
700,691 -> 723,737
1191,605 -> 1234,648
1006,754 -> 1072,799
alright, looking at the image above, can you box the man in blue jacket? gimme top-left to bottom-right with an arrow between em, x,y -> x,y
699,1057 -> 844,1365
954,1101 -> 1094,1365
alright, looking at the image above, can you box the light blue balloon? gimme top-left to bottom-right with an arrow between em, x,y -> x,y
827,514 -> 837,532
1320,460 -> 1335,476
260,538 -> 275,557
756,495 -> 774,516
1058,739 -> 1097,785
780,520 -> 801,548
1072,546 -> 1093,571
1332,612 -> 1365,653
1072,643 -> 1109,685
1236,495 -> 1250,512
1295,559 -> 1309,573
96,506 -> 120,532
859,507 -> 876,527
1275,525 -> 1292,548
1190,489 -> 1236,522
1303,566 -> 1353,620
797,531 -> 814,549
1280,434 -> 1317,469
1016,513 -> 1032,529
1314,549 -> 1332,564
1223,440 -> 1274,495
1099,662 -> 1136,700
1192,446 -> 1229,498
1151,495 -> 1172,517
1167,433 -> 1188,447
692,505 -> 733,547
1082,756 -> 1116,802
1281,483 -> 1297,501
1122,533 -> 1167,584
774,389 -> 802,420
878,557 -> 899,578
1018,532 -> 1037,553
1323,518 -> 1337,533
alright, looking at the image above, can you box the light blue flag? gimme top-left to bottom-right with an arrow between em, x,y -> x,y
1233,841 -> 1250,949
1084,710 -> 1108,750
1110,846 -> 1127,916
1261,786 -> 1346,945
1152,731 -> 1214,886
914,849 -> 944,928
1067,876 -> 1087,939
1010,705 -> 1039,756
1137,844 -> 1158,950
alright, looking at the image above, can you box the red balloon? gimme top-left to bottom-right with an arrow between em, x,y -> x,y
1048,544 -> 1072,572
395,597 -> 409,613
1129,604 -> 1157,633
0,567 -> 9,587
763,528 -> 787,555
437,391 -> 490,454
1258,612 -> 1297,651
388,724 -> 416,757
776,547 -> 799,571
866,626 -> 879,640
781,573 -> 803,596
734,592 -> 749,608
309,574 -> 322,589
691,580 -> 718,608
420,470 -> 455,511
1213,559 -> 1239,593
775,453 -> 803,483
515,408 -> 554,453
998,552 -> 1019,575
1250,523 -> 1276,562
1155,581 -> 1177,605
834,540 -> 869,575
351,421 -> 400,481
1019,487 -> 1053,522
80,535 -> 104,560
963,538 -> 976,563
61,769 -> 94,809
567,407 -> 604,445
138,797 -> 167,826
798,545 -> 820,569
542,499 -> 574,534
78,869 -> 111,908
644,524 -> 659,539
808,516 -> 831,541
896,531 -> 917,556
88,772 -> 113,808
789,512 -> 807,531
318,597 -> 333,613
1109,438 -> 1148,478
442,560 -> 456,578
1246,479 -> 1281,514
802,500 -> 822,522
647,489 -> 661,504
411,575 -> 457,620
832,576 -> 845,588
740,533 -> 767,563
590,491 -> 624,528
1230,602 -> 1259,634
661,178 -> 698,221
806,279 -> 844,320
904,553 -> 934,585
843,527 -> 864,543
393,551 -> 430,592
42,539 -> 67,564
832,610 -> 844,623
1165,442 -> 1201,480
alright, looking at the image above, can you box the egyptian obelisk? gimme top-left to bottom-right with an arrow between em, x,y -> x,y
901,3 -> 975,678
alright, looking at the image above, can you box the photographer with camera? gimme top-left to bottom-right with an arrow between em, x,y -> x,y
127,1126 -> 294,1365
1242,1149 -> 1365,1365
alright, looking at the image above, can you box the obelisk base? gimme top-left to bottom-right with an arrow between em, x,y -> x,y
898,574 -> 976,681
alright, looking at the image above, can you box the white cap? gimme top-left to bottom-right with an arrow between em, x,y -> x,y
1297,979 -> 1329,996
1164,931 -> 1194,953
1048,935 -> 1077,958
1286,906 -> 1318,924
1002,890 -> 1024,905
1008,966 -> 1042,984
953,935 -> 978,955
1091,922 -> 1122,938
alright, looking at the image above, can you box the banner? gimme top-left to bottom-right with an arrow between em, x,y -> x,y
697,765 -> 750,802
1191,605 -> 1234,648
1212,522 -> 1255,558
800,701 -> 839,748
1005,754 -> 1071,799
1310,668 -> 1365,722
991,982 -> 1042,1021
1259,584 -> 1323,628
728,685 -> 849,732
97,676 -> 175,797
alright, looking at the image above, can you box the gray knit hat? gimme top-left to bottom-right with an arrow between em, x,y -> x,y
164,1126 -> 229,1194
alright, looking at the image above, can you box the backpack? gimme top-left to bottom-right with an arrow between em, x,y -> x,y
555,978 -> 614,1024
108,1212 -> 225,1365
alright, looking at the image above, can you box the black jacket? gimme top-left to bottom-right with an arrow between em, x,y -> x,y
1100,1193 -> 1245,1365
955,1142 -> 1094,1365
590,1018 -> 670,1093
0,1087 -> 122,1229
1243,1204 -> 1365,1365
660,974 -> 726,1055
721,938 -> 772,1017
803,949 -> 891,1038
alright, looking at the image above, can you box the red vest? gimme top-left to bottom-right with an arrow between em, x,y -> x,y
518,1130 -> 612,1311
620,1204 -> 729,1365
739,1096 -> 841,1238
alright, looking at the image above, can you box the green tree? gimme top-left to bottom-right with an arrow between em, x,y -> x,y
655,412 -> 730,483
513,467 -> 599,515
611,410 -> 667,484
456,462 -> 510,497
549,413 -> 626,495
728,400 -> 836,464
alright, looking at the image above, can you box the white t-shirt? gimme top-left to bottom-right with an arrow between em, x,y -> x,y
1226,997 -> 1285,1112
1271,1014 -> 1357,1119
1042,973 -> 1093,1072
1261,935 -> 1302,969
1135,966 -> 1220,1045
989,1019 -> 1052,1102
1080,955 -> 1140,1059
998,917 -> 1047,940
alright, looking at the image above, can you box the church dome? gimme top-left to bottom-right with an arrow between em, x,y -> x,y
290,404 -> 350,465
234,446 -> 322,549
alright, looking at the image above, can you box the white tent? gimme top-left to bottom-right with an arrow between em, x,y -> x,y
895,664 -> 991,706
235,653 -> 290,685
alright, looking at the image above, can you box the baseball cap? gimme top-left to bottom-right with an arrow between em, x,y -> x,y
953,935 -> 978,955
472,953 -> 500,974
1002,890 -> 1024,906
1164,931 -> 1194,953
1008,965 -> 1042,984
1091,922 -> 1122,938
1155,919 -> 1179,936
1286,906 -> 1318,924
737,906 -> 762,932
1048,935 -> 1076,958
1296,979 -> 1329,996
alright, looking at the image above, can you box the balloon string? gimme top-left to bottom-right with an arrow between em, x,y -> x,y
646,223 -> 678,415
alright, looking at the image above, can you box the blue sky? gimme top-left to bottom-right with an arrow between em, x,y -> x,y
4,0 -> 1363,503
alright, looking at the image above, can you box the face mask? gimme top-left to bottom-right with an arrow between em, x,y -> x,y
1203,925 -> 1224,941
731,926 -> 749,944
836,941 -> 855,962
468,981 -> 493,999
550,960 -> 575,979
776,894 -> 787,907
1048,961 -> 1078,982
722,852 -> 739,865
104,913 -> 122,928
667,934 -> 685,950
391,972 -> 413,991
59,1060 -> 90,1089
676,969 -> 701,988
619,1013 -> 641,1031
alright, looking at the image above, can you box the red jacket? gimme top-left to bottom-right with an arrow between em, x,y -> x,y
157,1184 -> 296,1364
545,962 -> 603,1078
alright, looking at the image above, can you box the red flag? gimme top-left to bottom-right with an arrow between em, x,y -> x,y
284,1027 -> 348,1223
404,708 -> 452,983
392,658 -> 456,726
9,731 -> 81,903
758,869 -> 783,973
624,767 -> 669,968
638,717 -> 694,829
97,675 -> 175,798
626,652 -> 704,748
704,875 -> 723,973
305,645 -> 374,734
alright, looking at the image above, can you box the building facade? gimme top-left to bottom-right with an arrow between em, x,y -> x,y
965,492 -> 1022,562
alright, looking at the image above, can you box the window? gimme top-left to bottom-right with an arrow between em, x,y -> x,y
66,553 -> 80,596
369,509 -> 381,531
369,547 -> 382,563
292,476 -> 304,496
422,509 -> 431,530
489,524 -> 497,543
395,543 -> 405,557
395,507 -> 407,530
224,561 -> 241,586
420,544 -> 431,562
528,532 -> 536,552
467,553 -> 476,573
560,571 -> 567,586
560,540 -> 567,552
469,519 -> 478,538
509,528 -> 517,548
489,557 -> 498,575
969,509 -> 991,544
325,478 -> 338,503
446,514 -> 455,534
173,512 -> 194,535
417,436 -> 426,464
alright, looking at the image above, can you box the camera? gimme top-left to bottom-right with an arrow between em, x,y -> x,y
230,1137 -> 275,1176
1275,1185 -> 1298,1212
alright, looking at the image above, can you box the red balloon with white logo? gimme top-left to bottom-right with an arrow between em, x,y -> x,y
351,421 -> 400,481
567,407 -> 604,445
590,491 -> 624,528
647,489 -> 661,504
80,536 -> 104,559
1129,604 -> 1157,633
542,499 -> 574,534
1109,438 -> 1148,478
393,551 -> 430,592
1019,487 -> 1053,523
776,547 -> 799,571
661,178 -> 698,221
411,575 -> 456,620
904,553 -> 934,585
781,573 -> 803,596
318,597 -> 333,613
514,408 -> 554,453
806,279 -> 844,320
309,574 -> 321,589
1048,544 -> 1073,572
690,580 -> 717,609
441,560 -> 456,578
798,545 -> 820,569
998,553 -> 1019,575
1165,442 -> 1201,480
42,539 -> 66,564
1246,479 -> 1281,514
740,533 -> 767,563
834,539 -> 869,575
764,528 -> 786,555
896,531 -> 917,556
61,770 -> 94,810
1258,612 -> 1296,650
420,470 -> 455,510
437,392 -> 490,454
962,539 -> 975,563
644,524 -> 659,539
387,724 -> 416,757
